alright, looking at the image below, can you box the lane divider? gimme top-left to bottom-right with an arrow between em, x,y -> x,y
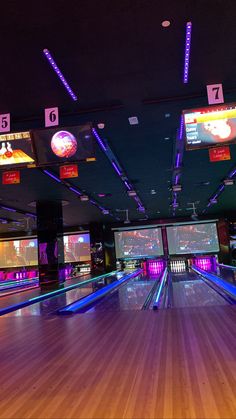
153,268 -> 168,310
0,271 -> 118,316
58,269 -> 142,315
191,266 -> 236,302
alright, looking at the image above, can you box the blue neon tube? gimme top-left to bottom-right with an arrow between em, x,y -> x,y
0,271 -> 118,316
58,269 -> 142,314
192,266 -> 236,300
153,268 -> 168,310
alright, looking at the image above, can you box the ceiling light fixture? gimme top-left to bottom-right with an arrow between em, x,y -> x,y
127,190 -> 137,197
97,123 -> 105,129
224,179 -> 234,186
183,22 -> 192,84
43,49 -> 78,101
162,20 -> 171,27
128,116 -> 139,125
80,195 -> 89,202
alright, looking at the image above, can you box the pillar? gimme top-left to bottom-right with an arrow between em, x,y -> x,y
90,223 -> 116,274
36,201 -> 65,289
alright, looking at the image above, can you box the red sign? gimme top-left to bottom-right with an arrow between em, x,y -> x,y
2,170 -> 20,184
209,146 -> 231,162
60,164 -> 78,179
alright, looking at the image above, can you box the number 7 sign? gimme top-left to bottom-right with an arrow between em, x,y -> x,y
207,84 -> 224,105
44,107 -> 59,127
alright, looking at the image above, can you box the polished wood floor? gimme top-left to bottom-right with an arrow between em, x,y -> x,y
0,306 -> 236,419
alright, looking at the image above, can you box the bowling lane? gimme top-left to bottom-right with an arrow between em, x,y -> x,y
3,271 -> 126,316
0,272 -> 91,304
171,271 -> 229,308
85,272 -> 161,312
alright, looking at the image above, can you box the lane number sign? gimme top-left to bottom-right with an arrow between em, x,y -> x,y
0,113 -> 10,132
45,107 -> 59,127
207,84 -> 224,105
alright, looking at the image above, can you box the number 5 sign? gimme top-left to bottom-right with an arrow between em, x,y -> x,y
0,113 -> 10,132
207,84 -> 224,105
45,107 -> 59,127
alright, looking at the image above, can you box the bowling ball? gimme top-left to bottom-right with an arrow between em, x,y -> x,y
5,151 -> 13,158
51,130 -> 77,158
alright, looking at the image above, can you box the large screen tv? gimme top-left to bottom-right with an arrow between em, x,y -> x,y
32,124 -> 95,166
0,131 -> 35,167
183,103 -> 236,150
0,238 -> 38,268
167,223 -> 219,255
63,233 -> 91,263
115,228 -> 163,259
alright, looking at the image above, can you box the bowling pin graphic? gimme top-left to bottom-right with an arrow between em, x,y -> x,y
0,142 -> 6,156
5,142 -> 13,158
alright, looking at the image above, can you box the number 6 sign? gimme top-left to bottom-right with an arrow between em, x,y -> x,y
207,84 -> 224,105
45,107 -> 59,127
0,113 -> 10,132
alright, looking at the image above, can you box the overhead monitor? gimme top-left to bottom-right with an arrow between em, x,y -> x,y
0,239 -> 38,268
114,228 -> 163,259
32,123 -> 95,166
167,223 -> 219,254
0,131 -> 35,167
183,103 -> 236,150
63,233 -> 91,263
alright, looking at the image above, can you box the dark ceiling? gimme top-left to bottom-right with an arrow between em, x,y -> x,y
0,0 -> 236,234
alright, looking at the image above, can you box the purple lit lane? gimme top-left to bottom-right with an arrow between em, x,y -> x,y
86,272 -> 162,312
3,272 -> 126,316
171,271 -> 229,308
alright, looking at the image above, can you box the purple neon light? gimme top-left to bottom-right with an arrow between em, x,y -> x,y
1,206 -> 17,212
219,184 -> 225,192
69,186 -> 82,196
174,174 -> 179,185
175,152 -> 181,168
229,168 -> 236,178
43,170 -> 61,183
178,115 -> 184,140
25,213 -> 37,218
111,161 -> 122,176
92,128 -> 107,151
43,49 -> 77,101
124,180 -> 131,190
183,22 -> 192,84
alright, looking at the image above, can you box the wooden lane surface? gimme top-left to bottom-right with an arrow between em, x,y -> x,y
0,306 -> 235,419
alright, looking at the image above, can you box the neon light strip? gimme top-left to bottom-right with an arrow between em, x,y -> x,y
92,128 -> 107,151
192,266 -> 236,299
178,115 -> 184,140
217,263 -> 236,271
1,206 -> 16,212
183,22 -> 192,83
112,161 -> 122,176
58,269 -> 142,314
43,169 -> 61,183
43,49 -> 77,101
0,271 -> 117,316
153,268 -> 168,310
69,186 -> 82,195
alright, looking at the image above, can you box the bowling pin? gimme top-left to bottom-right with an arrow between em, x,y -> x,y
0,143 -> 6,155
7,142 -> 12,152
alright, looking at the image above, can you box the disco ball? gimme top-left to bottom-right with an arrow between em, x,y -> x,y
51,130 -> 77,158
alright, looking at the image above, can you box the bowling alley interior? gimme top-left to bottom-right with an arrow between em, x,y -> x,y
0,1 -> 236,419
